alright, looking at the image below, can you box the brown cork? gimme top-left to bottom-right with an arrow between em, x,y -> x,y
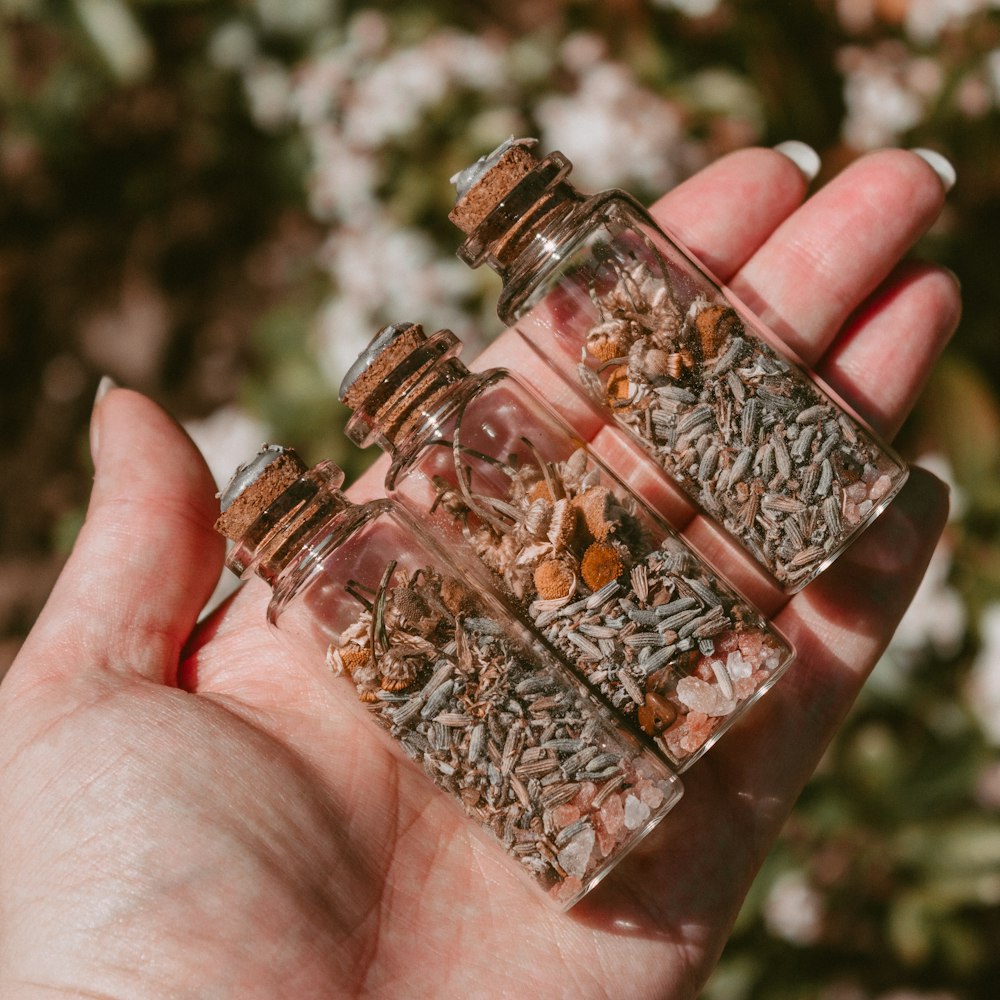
343,324 -> 466,450
448,143 -> 539,234
215,450 -> 306,541
341,323 -> 427,411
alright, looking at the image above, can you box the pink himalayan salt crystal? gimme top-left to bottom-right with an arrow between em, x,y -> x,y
664,711 -> 714,757
681,711 -> 717,753
676,676 -> 737,716
734,675 -> 761,700
573,781 -> 598,810
600,790 -> 625,836
846,481 -> 869,503
737,630 -> 768,663
845,502 -> 861,525
639,780 -> 665,810
715,631 -> 741,654
694,657 -> 716,682
551,803 -> 582,829
594,811 -> 618,858
663,728 -> 686,758
869,473 -> 893,501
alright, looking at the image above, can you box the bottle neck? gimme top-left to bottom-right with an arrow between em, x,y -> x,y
225,461 -> 356,585
455,153 -> 586,285
343,327 -> 476,463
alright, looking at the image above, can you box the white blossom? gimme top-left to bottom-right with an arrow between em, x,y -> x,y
905,0 -> 994,45
307,129 -> 379,221
289,52 -> 351,127
184,404 -> 272,495
890,539 -> 966,662
987,48 -> 1000,100
839,43 -> 929,149
208,21 -> 258,72
652,0 -> 722,16
966,603 -> 1000,745
253,0 -> 334,37
314,296 -> 383,391
762,870 -> 825,945
535,61 -> 686,192
313,216 -> 479,385
243,58 -> 292,131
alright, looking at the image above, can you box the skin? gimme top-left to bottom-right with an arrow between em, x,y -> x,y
0,147 -> 960,1000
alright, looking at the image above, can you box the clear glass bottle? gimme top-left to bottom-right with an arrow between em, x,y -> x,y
339,322 -> 794,770
215,444 -> 682,909
447,137 -> 909,593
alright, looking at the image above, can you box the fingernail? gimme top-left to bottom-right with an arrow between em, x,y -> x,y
910,148 -> 956,192
773,140 -> 821,182
90,375 -> 118,464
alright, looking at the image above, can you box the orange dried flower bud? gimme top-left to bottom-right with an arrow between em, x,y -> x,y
605,366 -> 632,406
580,542 -> 624,591
339,645 -> 370,677
534,558 -> 576,600
587,336 -> 624,363
381,671 -> 417,692
571,485 -> 615,542
695,304 -> 742,360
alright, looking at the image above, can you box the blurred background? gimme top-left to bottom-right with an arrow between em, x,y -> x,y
2,1 -> 999,996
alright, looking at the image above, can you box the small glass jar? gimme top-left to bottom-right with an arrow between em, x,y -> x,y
339,323 -> 794,770
447,138 -> 909,593
215,445 -> 682,909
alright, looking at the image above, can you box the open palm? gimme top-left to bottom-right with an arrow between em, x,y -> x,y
0,147 -> 958,1000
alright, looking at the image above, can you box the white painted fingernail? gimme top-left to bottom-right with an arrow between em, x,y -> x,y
910,148 -> 956,192
773,140 -> 821,182
94,374 -> 118,408
90,375 -> 118,464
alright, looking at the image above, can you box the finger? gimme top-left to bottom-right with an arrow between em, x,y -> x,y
13,387 -> 224,686
647,143 -> 817,280
730,148 -> 951,364
472,145 -> 816,435
816,262 -> 962,439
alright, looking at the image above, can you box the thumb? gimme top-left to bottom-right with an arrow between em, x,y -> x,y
14,384 -> 225,686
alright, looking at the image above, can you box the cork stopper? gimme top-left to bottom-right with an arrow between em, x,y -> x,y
215,445 -> 308,542
448,137 -> 541,234
339,322 -> 426,410
341,323 -> 466,451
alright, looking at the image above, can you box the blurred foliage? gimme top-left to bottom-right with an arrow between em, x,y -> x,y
2,1 -> 1000,997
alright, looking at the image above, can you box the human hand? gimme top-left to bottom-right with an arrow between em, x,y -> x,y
0,147 -> 958,999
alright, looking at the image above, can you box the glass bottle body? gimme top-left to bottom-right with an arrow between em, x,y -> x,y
346,341 -> 794,770
487,191 -> 909,592
247,462 -> 682,909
